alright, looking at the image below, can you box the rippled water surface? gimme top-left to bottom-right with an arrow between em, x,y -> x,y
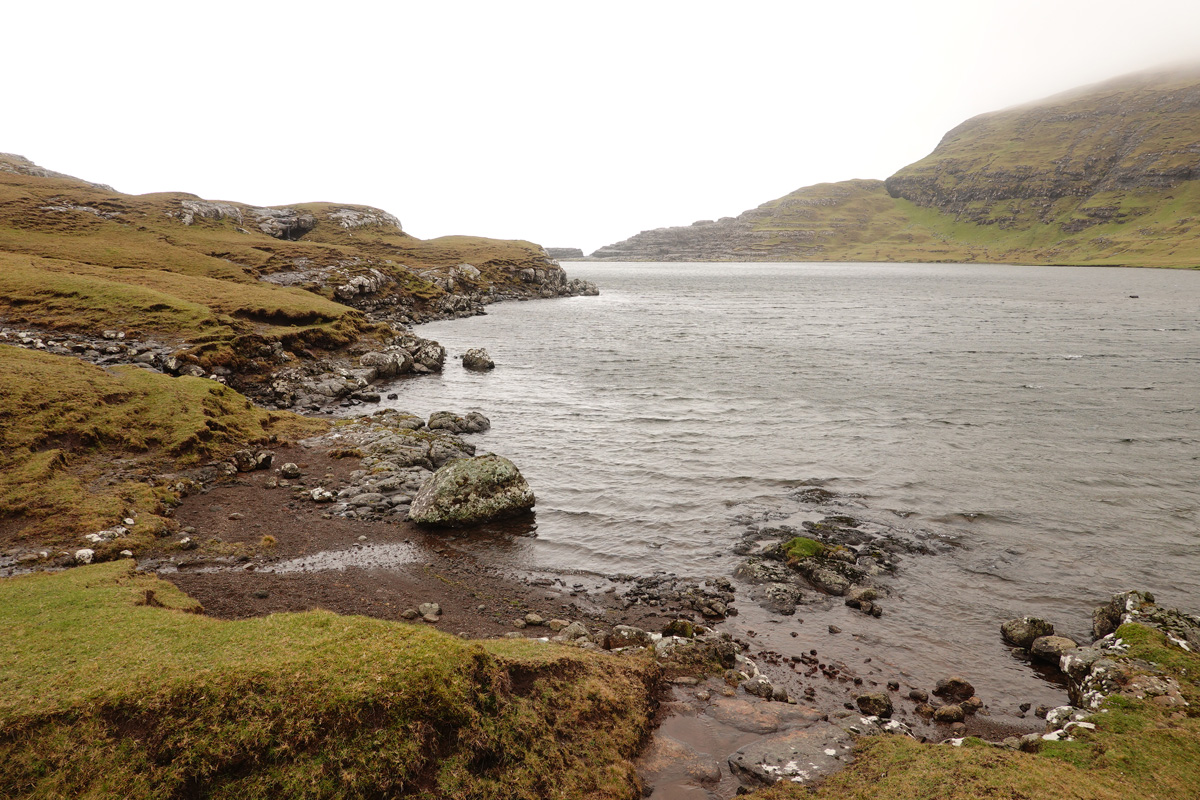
384,262 -> 1199,700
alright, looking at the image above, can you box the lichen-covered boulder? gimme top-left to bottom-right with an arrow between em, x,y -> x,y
462,347 -> 495,371
408,453 -> 534,525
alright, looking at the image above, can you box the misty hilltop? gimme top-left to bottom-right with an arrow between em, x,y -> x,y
592,66 -> 1200,267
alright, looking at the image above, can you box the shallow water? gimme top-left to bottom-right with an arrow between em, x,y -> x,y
380,261 -> 1200,713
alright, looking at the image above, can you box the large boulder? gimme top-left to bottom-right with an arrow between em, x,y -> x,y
408,454 -> 534,525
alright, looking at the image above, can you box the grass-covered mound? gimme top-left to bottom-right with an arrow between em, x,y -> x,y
0,347 -> 325,548
0,562 -> 657,799
751,622 -> 1200,800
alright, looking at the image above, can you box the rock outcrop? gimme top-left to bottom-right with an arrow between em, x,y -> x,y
545,247 -> 585,259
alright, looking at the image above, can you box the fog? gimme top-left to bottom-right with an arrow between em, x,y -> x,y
7,0 -> 1200,253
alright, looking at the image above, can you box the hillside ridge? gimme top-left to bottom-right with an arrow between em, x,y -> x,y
591,65 -> 1200,267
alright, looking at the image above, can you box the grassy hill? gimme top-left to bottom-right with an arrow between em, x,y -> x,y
591,66 -> 1200,267
0,153 -> 562,370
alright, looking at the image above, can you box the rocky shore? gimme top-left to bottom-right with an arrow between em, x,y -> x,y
109,405 -> 1200,796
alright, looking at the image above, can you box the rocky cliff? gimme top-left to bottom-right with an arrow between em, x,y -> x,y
592,66 -> 1200,267
885,67 -> 1200,230
545,247 -> 585,259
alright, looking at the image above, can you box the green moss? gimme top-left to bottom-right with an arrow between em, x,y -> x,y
0,563 -> 655,799
782,536 -> 827,561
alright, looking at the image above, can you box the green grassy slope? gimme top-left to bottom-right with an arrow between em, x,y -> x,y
0,562 -> 655,799
0,347 -> 325,548
592,66 -> 1200,266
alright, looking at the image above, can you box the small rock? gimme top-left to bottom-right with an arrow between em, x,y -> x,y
855,693 -> 893,717
962,696 -> 984,715
1001,616 -> 1055,649
280,462 -> 302,479
828,625 -> 842,634
547,619 -> 570,632
909,689 -> 929,702
605,624 -> 651,649
933,676 -> 975,702
663,619 -> 696,638
524,612 -> 545,626
556,621 -> 589,641
934,704 -> 965,723
1030,635 -> 1079,664
418,602 -> 441,618
400,608 -> 419,620
74,548 -> 95,565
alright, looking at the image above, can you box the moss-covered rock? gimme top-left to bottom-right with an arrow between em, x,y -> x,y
408,453 -> 534,526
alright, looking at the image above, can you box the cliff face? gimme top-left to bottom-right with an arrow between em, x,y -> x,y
885,67 -> 1200,231
592,66 -> 1200,267
590,180 -> 945,262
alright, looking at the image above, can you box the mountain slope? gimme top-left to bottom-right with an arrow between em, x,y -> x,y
592,66 -> 1200,266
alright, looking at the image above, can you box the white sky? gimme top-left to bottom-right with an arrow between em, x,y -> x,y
6,1 -> 1200,254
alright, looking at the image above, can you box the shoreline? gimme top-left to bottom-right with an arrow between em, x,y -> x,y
5,282 -> 1199,798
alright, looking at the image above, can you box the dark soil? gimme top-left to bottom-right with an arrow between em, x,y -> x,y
150,443 -> 697,640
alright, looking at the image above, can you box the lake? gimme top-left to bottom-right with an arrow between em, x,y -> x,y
386,261 -> 1200,710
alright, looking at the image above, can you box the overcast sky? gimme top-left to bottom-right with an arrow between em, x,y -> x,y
7,1 -> 1200,254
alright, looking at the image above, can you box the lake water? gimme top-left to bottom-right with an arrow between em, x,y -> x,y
387,262 -> 1200,710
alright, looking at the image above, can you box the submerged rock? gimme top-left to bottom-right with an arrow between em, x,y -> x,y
933,676 -> 975,702
408,454 -> 534,526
